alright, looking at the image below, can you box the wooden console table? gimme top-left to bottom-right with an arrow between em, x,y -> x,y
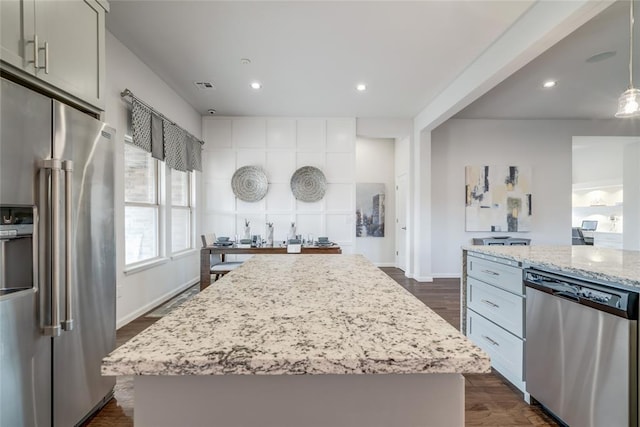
200,245 -> 342,290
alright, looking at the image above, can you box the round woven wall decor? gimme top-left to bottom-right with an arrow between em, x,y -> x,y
231,166 -> 268,202
290,166 -> 327,202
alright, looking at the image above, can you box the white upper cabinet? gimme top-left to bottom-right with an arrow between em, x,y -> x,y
0,0 -> 107,111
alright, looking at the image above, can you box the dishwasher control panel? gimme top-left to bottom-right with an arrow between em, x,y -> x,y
524,269 -> 638,320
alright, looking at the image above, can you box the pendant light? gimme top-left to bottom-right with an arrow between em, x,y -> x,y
616,0 -> 640,118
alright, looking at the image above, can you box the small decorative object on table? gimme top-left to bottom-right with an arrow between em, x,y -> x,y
287,238 -> 302,253
288,222 -> 296,241
238,239 -> 252,249
317,236 -> 332,247
244,219 -> 251,239
266,222 -> 274,247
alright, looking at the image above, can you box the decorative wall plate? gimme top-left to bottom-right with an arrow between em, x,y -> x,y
231,166 -> 268,202
290,166 -> 327,202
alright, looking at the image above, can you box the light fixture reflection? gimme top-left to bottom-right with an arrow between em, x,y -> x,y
616,0 -> 640,117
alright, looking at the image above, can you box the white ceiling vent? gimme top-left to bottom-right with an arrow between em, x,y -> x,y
194,81 -> 215,90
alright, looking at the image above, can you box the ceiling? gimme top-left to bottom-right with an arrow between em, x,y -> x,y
107,1 -> 636,121
106,1 -> 533,118
456,0 -> 634,120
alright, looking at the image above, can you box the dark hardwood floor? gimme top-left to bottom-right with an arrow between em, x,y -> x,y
85,268 -> 557,426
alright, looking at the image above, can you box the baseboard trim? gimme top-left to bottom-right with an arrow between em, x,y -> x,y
414,276 -> 434,283
433,273 -> 462,279
374,262 -> 397,268
116,277 -> 199,329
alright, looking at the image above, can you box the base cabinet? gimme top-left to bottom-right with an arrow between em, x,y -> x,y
465,253 -> 526,393
0,0 -> 107,111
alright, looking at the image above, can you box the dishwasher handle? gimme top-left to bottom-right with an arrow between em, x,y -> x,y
554,290 -> 580,302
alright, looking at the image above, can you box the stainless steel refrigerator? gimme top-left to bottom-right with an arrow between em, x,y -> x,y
0,77 -> 116,426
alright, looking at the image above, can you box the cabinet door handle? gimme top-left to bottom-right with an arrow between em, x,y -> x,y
481,269 -> 500,276
482,335 -> 500,347
28,35 -> 39,69
481,299 -> 499,309
40,41 -> 49,74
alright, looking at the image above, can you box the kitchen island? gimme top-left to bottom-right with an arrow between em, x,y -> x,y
103,254 -> 490,427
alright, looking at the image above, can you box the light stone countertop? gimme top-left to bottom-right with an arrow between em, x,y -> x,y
102,254 -> 490,376
463,245 -> 640,288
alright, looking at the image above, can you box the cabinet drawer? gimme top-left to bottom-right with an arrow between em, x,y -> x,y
468,255 -> 523,294
467,277 -> 524,338
467,310 -> 524,388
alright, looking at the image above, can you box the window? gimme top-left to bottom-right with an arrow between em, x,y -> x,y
171,170 -> 193,253
124,143 -> 159,265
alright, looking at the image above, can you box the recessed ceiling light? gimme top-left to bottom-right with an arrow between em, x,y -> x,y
356,83 -> 367,91
543,80 -> 557,88
250,82 -> 262,90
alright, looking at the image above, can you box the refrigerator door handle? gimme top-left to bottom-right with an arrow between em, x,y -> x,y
41,159 -> 61,337
32,206 -> 39,292
0,239 -> 6,290
61,160 -> 73,331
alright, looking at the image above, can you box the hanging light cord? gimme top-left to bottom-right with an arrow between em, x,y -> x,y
629,0 -> 635,89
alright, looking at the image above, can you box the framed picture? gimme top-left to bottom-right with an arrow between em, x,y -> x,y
465,165 -> 532,232
356,183 -> 385,237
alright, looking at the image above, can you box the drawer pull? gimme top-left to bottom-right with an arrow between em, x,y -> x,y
481,299 -> 499,308
482,335 -> 500,347
481,269 -> 500,276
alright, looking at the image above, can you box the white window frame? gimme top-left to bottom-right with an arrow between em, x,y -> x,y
170,169 -> 195,255
123,138 -> 165,270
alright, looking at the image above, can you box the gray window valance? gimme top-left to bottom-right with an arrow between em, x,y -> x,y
163,121 -> 188,172
123,89 -> 203,172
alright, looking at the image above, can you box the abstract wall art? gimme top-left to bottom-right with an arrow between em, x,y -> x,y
465,165 -> 532,232
356,183 -> 385,237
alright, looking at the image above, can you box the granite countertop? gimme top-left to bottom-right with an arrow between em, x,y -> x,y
102,254 -> 490,376
463,245 -> 640,288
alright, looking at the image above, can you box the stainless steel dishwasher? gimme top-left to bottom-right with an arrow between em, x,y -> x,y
524,269 -> 638,427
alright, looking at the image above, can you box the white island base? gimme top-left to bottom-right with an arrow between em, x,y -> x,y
134,373 -> 465,427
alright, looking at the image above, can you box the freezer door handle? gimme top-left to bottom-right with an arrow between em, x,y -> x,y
41,159 -> 61,337
61,160 -> 73,331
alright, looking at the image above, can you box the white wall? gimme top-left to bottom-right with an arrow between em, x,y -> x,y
572,136 -> 627,186
105,32 -> 203,328
355,137 -> 395,266
201,117 -> 356,254
430,119 -> 640,277
623,141 -> 640,250
356,118 -> 412,140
